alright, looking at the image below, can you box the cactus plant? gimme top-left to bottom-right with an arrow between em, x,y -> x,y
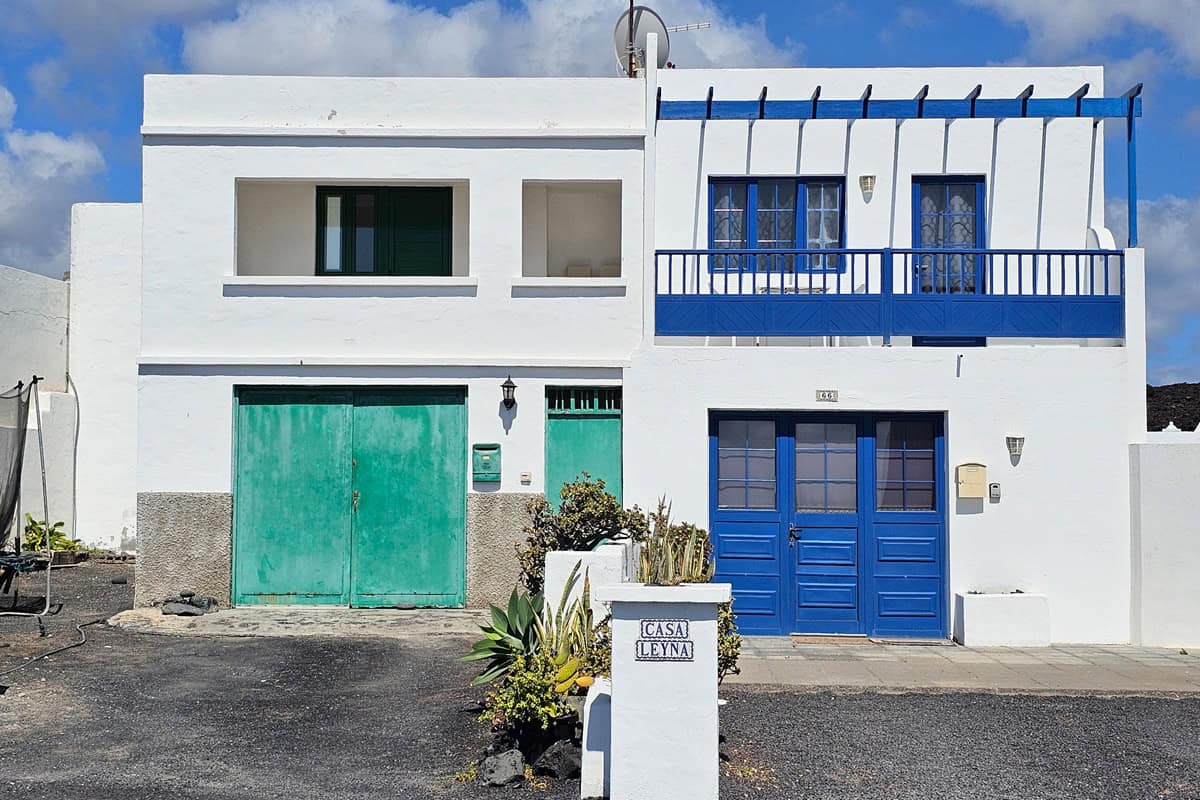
638,499 -> 716,585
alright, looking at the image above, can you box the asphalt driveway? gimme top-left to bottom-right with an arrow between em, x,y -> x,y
2,564 -> 1198,800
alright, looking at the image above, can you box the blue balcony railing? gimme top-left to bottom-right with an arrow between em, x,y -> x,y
655,248 -> 1125,341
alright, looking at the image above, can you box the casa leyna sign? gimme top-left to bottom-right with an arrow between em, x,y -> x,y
635,618 -> 694,662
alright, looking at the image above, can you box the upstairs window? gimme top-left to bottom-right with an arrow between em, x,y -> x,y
317,187 -> 452,276
710,178 -> 844,272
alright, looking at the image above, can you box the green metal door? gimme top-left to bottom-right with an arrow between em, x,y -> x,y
545,387 -> 623,507
350,388 -> 466,607
234,389 -> 352,605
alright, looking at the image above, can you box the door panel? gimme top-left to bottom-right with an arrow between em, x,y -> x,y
790,419 -> 863,633
234,389 -> 352,605
710,417 -> 784,635
350,389 -> 466,607
545,388 -> 623,506
711,412 -> 947,638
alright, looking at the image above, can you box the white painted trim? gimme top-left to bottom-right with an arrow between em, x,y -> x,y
510,277 -> 628,289
222,275 -> 478,289
594,583 -> 732,604
142,125 -> 648,140
138,355 -> 632,369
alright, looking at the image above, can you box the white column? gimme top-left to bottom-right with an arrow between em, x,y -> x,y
594,583 -> 731,800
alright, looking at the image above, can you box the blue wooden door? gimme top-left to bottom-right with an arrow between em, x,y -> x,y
790,419 -> 865,634
711,413 -> 946,638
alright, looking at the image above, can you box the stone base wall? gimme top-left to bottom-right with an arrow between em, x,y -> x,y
466,492 -> 538,608
135,492 -> 232,608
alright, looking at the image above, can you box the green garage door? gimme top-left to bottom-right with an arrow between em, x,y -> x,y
545,387 -> 622,507
233,387 -> 466,607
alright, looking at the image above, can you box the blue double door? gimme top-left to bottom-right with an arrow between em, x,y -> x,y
711,413 -> 946,638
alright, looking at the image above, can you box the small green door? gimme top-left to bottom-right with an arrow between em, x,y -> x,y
545,388 -> 623,507
234,389 -> 352,605
233,387 -> 466,607
350,389 -> 466,607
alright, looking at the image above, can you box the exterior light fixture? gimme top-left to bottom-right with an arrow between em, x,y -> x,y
501,375 -> 517,410
1006,435 -> 1025,458
859,175 -> 876,203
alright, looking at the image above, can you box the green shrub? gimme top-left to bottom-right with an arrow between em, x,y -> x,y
479,654 -> 569,732
518,475 -> 648,594
23,515 -> 79,552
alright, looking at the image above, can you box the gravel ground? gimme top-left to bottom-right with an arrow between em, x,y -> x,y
2,564 -> 1198,799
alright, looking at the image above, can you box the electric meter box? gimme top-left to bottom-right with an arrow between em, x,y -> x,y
472,443 -> 501,482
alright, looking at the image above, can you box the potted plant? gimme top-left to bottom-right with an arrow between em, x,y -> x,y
22,515 -> 87,566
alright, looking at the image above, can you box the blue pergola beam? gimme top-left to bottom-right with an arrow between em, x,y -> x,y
658,93 -> 1143,121
1126,83 -> 1144,247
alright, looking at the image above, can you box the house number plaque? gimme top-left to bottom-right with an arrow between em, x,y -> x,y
815,389 -> 839,402
635,618 -> 694,662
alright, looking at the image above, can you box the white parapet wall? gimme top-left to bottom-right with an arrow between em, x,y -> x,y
68,203 -> 143,550
544,543 -> 637,619
1130,432 -> 1200,647
0,265 -> 67,392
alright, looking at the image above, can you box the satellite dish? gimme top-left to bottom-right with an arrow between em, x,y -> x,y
613,5 -> 670,76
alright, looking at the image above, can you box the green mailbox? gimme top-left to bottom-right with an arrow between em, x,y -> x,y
472,443 -> 501,482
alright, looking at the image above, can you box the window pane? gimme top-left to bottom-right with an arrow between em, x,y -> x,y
747,451 -> 775,480
906,485 -> 935,511
718,420 -> 747,449
906,452 -> 934,482
718,451 -> 746,481
747,482 -> 776,509
876,421 -> 899,449
877,452 -> 904,482
712,183 -> 748,249
794,450 -> 825,480
795,423 -> 824,449
905,421 -> 935,451
718,482 -> 745,509
747,420 -> 775,450
827,450 -> 856,481
323,195 -> 342,272
827,482 -> 856,512
354,193 -> 375,273
795,482 -> 825,511
877,485 -> 905,510
826,423 -> 856,446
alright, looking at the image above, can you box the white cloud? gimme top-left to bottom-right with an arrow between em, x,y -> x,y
181,0 -> 798,77
0,86 -> 105,278
1109,195 -> 1200,371
963,0 -> 1200,73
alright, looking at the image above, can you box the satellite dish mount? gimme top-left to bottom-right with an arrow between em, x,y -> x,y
614,3 -> 670,77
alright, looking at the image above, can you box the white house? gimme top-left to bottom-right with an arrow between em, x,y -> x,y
65,41 -> 1183,644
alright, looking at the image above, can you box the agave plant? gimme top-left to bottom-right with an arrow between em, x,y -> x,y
536,561 -> 595,694
462,587 -> 544,686
638,499 -> 716,586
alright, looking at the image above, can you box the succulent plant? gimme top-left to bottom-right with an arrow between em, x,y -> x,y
638,499 -> 717,586
462,587 -> 545,686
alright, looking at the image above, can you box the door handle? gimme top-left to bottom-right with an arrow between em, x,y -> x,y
788,524 -> 802,546
352,490 -> 360,513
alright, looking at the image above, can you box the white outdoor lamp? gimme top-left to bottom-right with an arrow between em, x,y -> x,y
859,175 -> 876,203
1006,435 -> 1025,459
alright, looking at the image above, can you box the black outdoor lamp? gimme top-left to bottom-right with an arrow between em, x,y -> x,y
501,375 -> 517,410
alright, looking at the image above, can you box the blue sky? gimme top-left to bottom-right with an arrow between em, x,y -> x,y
0,0 -> 1197,382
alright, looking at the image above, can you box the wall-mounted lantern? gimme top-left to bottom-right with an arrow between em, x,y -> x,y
859,175 -> 876,203
1006,435 -> 1025,459
501,375 -> 518,410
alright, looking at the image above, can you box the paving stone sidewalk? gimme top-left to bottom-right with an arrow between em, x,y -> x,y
729,635 -> 1200,693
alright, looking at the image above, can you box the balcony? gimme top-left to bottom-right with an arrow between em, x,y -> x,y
654,249 -> 1125,341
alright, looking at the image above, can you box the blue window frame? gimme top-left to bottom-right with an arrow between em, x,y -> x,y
911,177 -> 986,293
709,177 -> 845,272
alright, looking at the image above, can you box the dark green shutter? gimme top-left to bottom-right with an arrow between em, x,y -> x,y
385,187 -> 452,276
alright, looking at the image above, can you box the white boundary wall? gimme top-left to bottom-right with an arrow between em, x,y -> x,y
69,204 -> 142,550
1130,430 -> 1200,647
0,265 -> 67,391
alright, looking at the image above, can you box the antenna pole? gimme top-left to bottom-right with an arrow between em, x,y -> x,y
628,0 -> 635,77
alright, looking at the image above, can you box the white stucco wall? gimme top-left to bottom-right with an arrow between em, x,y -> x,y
18,389 -> 77,542
137,367 -> 621,496
69,203 -> 142,550
521,182 -> 622,277
0,265 -> 68,391
623,344 -> 1138,643
1130,435 -> 1200,647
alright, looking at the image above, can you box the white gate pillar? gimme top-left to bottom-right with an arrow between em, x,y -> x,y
593,583 -> 732,800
